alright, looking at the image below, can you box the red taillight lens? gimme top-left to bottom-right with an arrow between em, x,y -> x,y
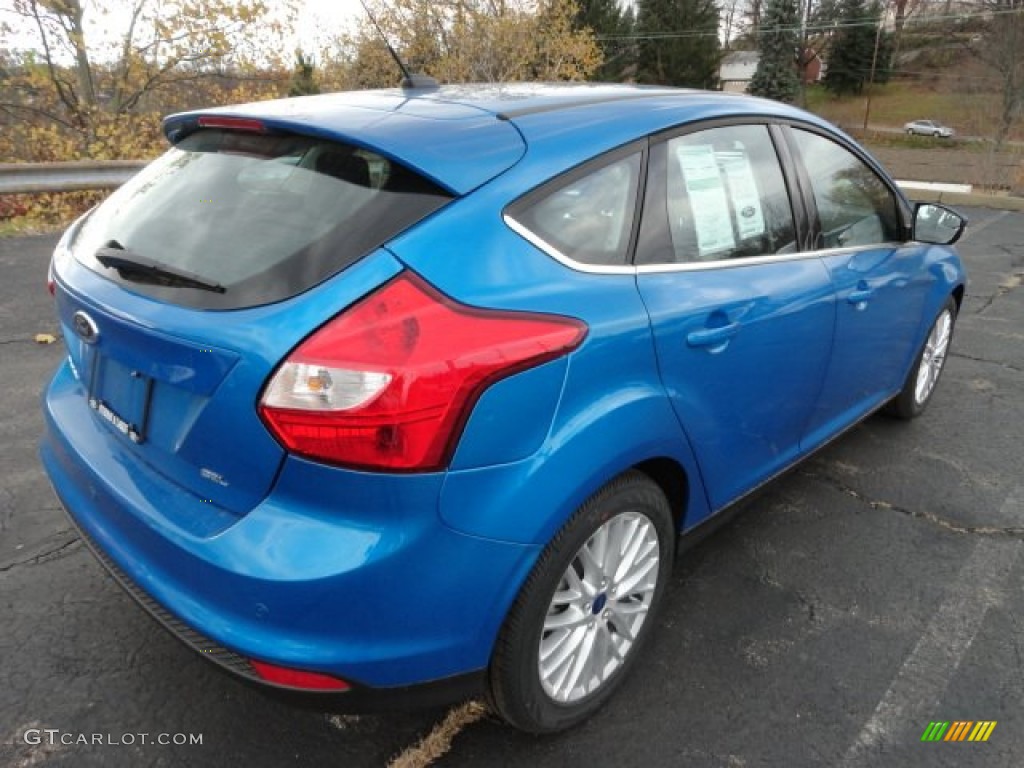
259,272 -> 587,471
47,258 -> 55,296
250,660 -> 350,691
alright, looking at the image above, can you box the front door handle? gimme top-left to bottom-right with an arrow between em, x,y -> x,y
687,322 -> 741,348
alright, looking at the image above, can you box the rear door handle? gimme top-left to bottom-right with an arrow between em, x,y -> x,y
847,287 -> 875,304
687,322 -> 741,348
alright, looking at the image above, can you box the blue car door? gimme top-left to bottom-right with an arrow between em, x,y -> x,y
634,123 -> 835,513
784,127 -> 931,451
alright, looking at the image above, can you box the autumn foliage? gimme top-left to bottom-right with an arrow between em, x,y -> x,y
0,0 -> 601,228
0,0 -> 299,225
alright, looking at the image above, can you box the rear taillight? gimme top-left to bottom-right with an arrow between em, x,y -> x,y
47,261 -> 55,296
259,272 -> 586,471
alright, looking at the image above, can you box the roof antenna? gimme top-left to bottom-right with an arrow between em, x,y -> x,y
357,0 -> 439,90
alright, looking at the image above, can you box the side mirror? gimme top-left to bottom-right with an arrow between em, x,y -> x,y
913,203 -> 967,245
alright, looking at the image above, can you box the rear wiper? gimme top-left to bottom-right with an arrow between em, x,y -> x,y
95,240 -> 226,294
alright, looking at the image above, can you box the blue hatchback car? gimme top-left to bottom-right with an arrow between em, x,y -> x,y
41,83 -> 966,732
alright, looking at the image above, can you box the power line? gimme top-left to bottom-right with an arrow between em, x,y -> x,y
595,5 -> 1023,41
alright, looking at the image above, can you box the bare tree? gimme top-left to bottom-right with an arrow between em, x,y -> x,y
970,0 -> 1024,146
5,0 -> 292,125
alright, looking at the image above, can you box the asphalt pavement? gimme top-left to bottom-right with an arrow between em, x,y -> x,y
1,209 -> 1022,767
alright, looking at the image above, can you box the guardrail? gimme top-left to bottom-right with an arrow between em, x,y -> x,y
0,160 -> 1005,209
0,160 -> 146,194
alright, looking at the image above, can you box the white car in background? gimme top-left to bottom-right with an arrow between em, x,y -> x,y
904,119 -> 955,138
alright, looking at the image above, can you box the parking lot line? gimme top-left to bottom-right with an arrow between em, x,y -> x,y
960,210 -> 1009,242
840,487 -> 1022,766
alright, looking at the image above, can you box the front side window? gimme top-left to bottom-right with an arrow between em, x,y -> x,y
509,153 -> 641,267
637,124 -> 797,265
71,129 -> 451,309
789,128 -> 901,249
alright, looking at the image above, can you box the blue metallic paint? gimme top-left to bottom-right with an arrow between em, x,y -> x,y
164,92 -> 527,195
42,84 -> 966,698
637,258 -> 837,511
51,244 -> 405,513
43,372 -> 539,685
807,245 -> 929,430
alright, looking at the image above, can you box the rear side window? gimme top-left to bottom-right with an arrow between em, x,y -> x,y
508,153 -> 641,267
71,129 -> 451,309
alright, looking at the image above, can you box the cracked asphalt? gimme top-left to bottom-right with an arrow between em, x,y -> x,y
1,208 -> 1022,767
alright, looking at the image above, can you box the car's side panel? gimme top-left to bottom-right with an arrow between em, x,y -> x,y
450,357 -> 570,470
895,248 -> 967,379
388,189 -> 709,544
780,122 -> 963,447
439,351 -> 710,545
636,261 -> 836,511
801,244 -> 931,447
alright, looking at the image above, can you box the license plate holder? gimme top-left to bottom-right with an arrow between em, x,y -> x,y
87,354 -> 153,444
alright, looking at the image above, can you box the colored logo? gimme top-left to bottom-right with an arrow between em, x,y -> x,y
921,721 -> 997,742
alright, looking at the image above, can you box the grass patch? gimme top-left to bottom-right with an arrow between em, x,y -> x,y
804,81 -> 1018,141
0,217 -> 63,238
859,133 -> 983,151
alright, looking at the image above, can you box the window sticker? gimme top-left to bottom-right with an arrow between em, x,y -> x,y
717,150 -> 766,240
674,144 -> 736,258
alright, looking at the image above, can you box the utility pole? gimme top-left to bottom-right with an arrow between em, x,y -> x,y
862,1 -> 888,132
799,0 -> 813,107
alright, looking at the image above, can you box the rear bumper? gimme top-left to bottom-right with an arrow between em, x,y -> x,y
41,360 -> 538,696
51,496 -> 485,710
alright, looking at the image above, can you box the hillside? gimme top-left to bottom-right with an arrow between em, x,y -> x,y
805,49 -> 1020,142
800,46 -> 1023,192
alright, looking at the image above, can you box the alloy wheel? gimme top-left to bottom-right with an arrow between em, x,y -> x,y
914,308 -> 953,406
538,510 -> 660,703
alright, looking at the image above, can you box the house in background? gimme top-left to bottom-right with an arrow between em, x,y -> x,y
719,51 -> 760,93
718,50 -> 824,93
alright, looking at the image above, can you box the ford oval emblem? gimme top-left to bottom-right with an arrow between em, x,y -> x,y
72,310 -> 99,344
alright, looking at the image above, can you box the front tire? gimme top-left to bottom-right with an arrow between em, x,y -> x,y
888,296 -> 957,419
486,471 -> 675,733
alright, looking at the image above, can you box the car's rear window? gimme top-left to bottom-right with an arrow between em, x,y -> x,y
70,129 -> 452,309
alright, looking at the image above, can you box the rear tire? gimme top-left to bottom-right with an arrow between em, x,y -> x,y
887,296 -> 957,420
486,471 -> 674,733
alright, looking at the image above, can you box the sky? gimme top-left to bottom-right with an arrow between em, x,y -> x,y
0,0 -> 367,61
294,0 -> 364,54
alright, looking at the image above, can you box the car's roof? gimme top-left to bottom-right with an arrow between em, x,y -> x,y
164,83 -> 839,195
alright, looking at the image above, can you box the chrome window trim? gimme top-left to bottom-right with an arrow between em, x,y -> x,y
504,209 -> 904,276
636,249 -> 823,273
635,241 -> 904,273
502,214 -> 638,275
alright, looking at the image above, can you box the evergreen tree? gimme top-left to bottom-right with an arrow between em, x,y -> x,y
574,0 -> 635,81
748,0 -> 801,102
823,0 -> 880,96
636,0 -> 721,88
289,50 -> 320,97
